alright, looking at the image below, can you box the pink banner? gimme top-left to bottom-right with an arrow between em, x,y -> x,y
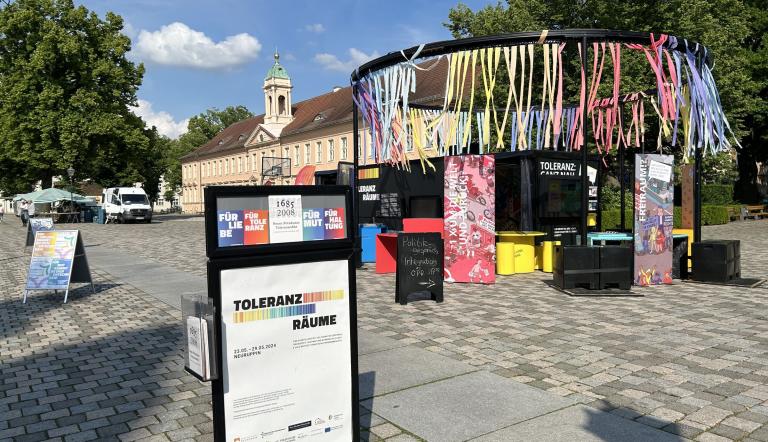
443,155 -> 496,284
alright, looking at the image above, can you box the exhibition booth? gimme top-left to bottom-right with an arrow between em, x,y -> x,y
349,29 -> 742,293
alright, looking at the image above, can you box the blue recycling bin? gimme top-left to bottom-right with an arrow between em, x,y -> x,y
360,224 -> 386,263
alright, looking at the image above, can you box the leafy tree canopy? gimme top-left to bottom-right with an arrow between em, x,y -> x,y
0,0 -> 166,198
446,0 -> 767,201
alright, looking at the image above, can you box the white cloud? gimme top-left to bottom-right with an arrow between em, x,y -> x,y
283,53 -> 297,61
132,99 -> 189,139
314,48 -> 381,73
305,23 -> 325,33
134,22 -> 261,69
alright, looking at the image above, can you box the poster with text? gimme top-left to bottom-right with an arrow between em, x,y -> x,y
26,230 -> 77,290
443,155 -> 496,284
243,209 -> 269,245
217,210 -> 244,247
269,195 -> 303,243
220,260 -> 353,442
634,154 -> 674,286
302,208 -> 325,241
323,208 -> 345,240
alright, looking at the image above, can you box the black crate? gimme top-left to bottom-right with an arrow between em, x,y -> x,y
553,245 -> 599,290
598,246 -> 633,290
672,236 -> 689,280
692,240 -> 741,282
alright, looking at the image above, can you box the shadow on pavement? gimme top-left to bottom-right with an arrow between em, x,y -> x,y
585,400 -> 685,441
0,283 -> 120,337
0,323 -> 210,440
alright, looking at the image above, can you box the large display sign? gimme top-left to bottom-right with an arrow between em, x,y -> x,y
204,185 -> 357,442
634,154 -> 674,285
24,229 -> 93,303
219,259 -> 353,441
26,230 -> 77,290
443,155 -> 496,284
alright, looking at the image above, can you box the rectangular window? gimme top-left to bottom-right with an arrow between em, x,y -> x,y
295,145 -> 300,165
357,134 -> 363,158
219,160 -> 222,176
328,139 -> 335,162
316,141 -> 322,164
305,144 -> 311,164
341,137 -> 348,160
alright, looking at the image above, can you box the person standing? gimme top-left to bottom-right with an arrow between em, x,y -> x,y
27,200 -> 36,219
20,200 -> 29,226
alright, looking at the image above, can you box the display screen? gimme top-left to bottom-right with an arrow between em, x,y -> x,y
409,196 -> 441,218
540,178 -> 582,218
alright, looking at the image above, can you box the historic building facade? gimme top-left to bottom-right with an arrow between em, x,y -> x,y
179,52 -> 445,213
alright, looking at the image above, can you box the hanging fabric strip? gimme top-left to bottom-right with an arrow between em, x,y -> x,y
552,43 -> 566,149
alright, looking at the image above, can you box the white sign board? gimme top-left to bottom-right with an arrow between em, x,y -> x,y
268,195 -> 303,243
186,317 -> 210,380
648,160 -> 673,182
220,259 -> 353,442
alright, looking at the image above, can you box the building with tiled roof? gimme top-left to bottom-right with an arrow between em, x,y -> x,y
179,53 -> 449,213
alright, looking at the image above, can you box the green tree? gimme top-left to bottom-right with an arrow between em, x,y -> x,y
0,0 -> 152,194
163,105 -> 254,194
446,0 -> 767,201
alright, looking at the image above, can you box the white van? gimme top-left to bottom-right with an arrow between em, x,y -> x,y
102,187 -> 152,223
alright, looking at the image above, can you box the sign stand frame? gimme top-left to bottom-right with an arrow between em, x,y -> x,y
204,185 -> 359,442
24,230 -> 95,304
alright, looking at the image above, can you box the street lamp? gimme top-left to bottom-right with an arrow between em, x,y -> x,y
67,167 -> 75,222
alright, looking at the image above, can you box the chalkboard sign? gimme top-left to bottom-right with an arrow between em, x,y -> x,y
377,193 -> 402,218
26,218 -> 54,247
396,233 -> 444,305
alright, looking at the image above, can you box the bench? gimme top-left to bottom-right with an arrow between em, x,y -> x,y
727,206 -> 743,222
744,205 -> 768,220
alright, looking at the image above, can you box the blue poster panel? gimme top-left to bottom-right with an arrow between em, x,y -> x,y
217,210 -> 245,247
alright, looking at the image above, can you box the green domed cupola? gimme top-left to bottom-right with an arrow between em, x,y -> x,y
265,50 -> 290,81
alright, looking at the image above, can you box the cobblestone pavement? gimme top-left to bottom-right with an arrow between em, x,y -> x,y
2,216 -> 767,441
0,220 -> 412,442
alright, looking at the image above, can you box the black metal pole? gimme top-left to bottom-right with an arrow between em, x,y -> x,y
580,36 -> 589,246
693,56 -> 703,245
694,143 -> 703,244
352,95 -> 361,267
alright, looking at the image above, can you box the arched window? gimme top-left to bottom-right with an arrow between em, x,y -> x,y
278,95 -> 286,115
268,96 -> 273,114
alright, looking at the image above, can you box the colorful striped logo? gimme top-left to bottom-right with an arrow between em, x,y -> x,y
302,290 -> 345,303
232,289 -> 345,324
358,168 -> 379,179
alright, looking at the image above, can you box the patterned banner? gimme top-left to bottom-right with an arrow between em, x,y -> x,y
634,154 -> 674,285
443,155 -> 496,284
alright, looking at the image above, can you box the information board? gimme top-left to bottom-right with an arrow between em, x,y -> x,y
25,218 -> 54,247
211,190 -> 349,252
634,154 -> 674,286
396,233 -> 443,305
218,258 -> 354,442
24,230 -> 93,303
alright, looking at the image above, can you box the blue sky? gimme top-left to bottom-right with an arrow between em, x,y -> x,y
78,0 -> 493,138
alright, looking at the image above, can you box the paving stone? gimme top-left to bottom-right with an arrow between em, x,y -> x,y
2,216 -> 768,441
370,423 -> 402,439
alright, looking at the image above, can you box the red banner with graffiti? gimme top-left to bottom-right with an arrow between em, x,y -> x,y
443,155 -> 496,284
